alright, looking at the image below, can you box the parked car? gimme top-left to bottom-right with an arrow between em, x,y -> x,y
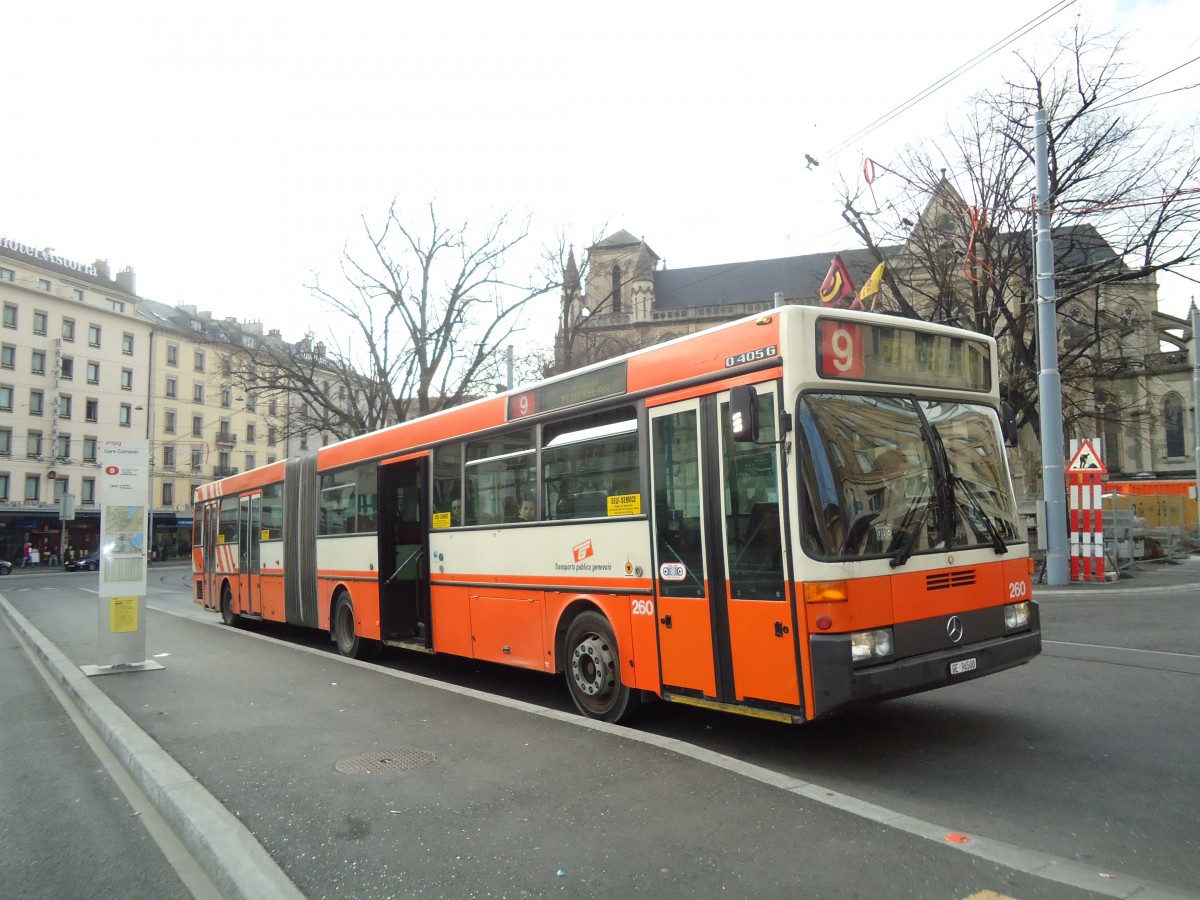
0,559 -> 11,575
65,552 -> 100,572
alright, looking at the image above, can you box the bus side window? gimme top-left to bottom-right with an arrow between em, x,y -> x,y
433,443 -> 463,527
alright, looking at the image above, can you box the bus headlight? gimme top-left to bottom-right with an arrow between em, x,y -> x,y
850,628 -> 894,665
1004,601 -> 1031,631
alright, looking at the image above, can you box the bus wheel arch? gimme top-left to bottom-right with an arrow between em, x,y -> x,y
332,589 -> 379,660
561,608 -> 641,724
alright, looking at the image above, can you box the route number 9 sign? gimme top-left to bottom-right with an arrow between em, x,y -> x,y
818,320 -> 864,379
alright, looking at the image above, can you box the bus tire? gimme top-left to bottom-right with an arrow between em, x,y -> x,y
220,584 -> 241,627
333,592 -> 378,660
563,611 -> 639,724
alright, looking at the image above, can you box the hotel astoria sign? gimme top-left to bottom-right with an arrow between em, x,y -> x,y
1,236 -> 98,276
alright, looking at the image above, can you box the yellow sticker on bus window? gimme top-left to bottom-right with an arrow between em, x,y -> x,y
261,529 -> 270,541
432,511 -> 452,529
607,493 -> 642,516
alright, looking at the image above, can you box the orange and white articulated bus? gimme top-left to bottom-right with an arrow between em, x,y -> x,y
193,304 -> 1039,724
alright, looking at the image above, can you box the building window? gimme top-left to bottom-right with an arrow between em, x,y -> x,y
82,477 -> 95,504
1164,392 -> 1186,458
166,343 -> 179,366
611,264 -> 622,314
268,398 -> 278,416
193,383 -> 204,404
84,436 -> 98,463
31,350 -> 45,375
30,390 -> 44,416
268,425 -> 277,446
0,267 -> 14,281
55,434 -> 71,459
27,431 -> 42,458
122,332 -> 134,355
73,288 -> 85,302
0,473 -> 8,501
194,350 -> 205,372
88,324 -> 101,347
0,385 -> 11,411
60,357 -> 74,380
245,394 -> 257,413
62,318 -> 75,341
164,410 -> 176,434
246,423 -> 256,444
162,481 -> 175,506
121,368 -> 134,391
58,395 -> 72,419
245,453 -> 256,471
192,415 -> 203,437
86,361 -> 100,384
165,375 -> 178,398
0,345 -> 13,369
38,279 -> 52,292
33,311 -> 49,335
221,387 -> 232,408
162,445 -> 176,469
2,304 -> 16,328
106,298 -> 125,312
191,447 -> 203,471
0,428 -> 10,456
86,398 -> 99,422
25,474 -> 40,501
119,403 -> 132,427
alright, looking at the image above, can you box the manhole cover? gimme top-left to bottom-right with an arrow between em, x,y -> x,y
335,749 -> 436,775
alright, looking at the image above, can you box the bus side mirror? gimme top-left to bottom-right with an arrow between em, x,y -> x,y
1000,401 -> 1019,447
729,385 -> 759,443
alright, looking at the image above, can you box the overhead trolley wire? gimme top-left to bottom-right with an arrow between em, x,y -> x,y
814,0 -> 1079,165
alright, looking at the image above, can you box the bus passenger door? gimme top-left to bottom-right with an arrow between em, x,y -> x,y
378,456 -> 430,645
238,494 -> 262,617
650,400 -> 717,698
650,387 -> 801,712
716,385 -> 800,709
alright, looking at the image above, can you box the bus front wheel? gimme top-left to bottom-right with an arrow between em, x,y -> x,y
563,611 -> 640,724
333,592 -> 378,660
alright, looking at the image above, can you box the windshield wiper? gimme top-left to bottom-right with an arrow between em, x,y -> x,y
953,476 -> 1009,555
889,496 -> 932,568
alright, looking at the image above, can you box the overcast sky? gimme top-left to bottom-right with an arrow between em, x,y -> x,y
4,0 -> 1196,350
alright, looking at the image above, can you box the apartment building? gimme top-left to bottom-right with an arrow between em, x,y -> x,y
0,237 -> 150,564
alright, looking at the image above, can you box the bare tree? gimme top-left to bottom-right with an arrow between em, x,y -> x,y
228,200 -> 563,441
839,23 -> 1200,442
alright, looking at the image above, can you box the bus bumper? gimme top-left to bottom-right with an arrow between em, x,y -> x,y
808,611 -> 1042,719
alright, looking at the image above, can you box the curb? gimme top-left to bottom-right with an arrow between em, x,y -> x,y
0,594 -> 303,900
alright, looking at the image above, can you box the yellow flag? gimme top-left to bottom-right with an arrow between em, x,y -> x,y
860,262 -> 885,310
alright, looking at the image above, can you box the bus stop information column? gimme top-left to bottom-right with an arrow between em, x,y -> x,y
81,437 -> 163,676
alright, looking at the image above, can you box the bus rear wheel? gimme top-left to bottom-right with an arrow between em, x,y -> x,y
564,611 -> 639,724
333,592 -> 378,660
220,585 -> 240,627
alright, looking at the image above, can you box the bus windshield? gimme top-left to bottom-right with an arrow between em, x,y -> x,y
797,393 -> 1022,561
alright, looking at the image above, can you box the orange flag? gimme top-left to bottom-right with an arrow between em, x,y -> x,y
819,254 -> 858,309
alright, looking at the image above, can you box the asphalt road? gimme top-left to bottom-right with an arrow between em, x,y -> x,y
2,561 -> 1197,899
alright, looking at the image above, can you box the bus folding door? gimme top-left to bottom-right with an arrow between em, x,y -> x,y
649,385 -> 801,712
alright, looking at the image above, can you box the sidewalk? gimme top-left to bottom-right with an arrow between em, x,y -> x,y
3,569 -> 1191,900
1035,552 -> 1200,595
